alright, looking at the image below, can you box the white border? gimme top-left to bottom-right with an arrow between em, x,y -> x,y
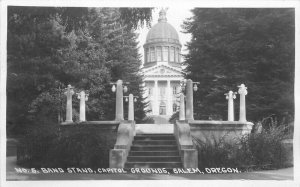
1,0 -> 299,187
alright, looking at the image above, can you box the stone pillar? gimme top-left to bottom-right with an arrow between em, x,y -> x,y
185,79 -> 194,121
179,93 -> 185,120
64,84 -> 74,123
238,84 -> 248,122
115,80 -> 124,121
225,91 -> 236,121
78,91 -> 88,122
128,94 -> 134,121
153,80 -> 158,115
167,80 -> 173,115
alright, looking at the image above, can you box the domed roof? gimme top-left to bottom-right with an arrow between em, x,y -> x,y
145,9 -> 181,45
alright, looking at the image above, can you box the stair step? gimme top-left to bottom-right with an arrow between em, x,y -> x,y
125,162 -> 182,168
136,133 -> 174,136
133,140 -> 177,146
134,135 -> 175,141
125,133 -> 182,168
131,145 -> 178,151
127,156 -> 181,162
129,151 -> 180,156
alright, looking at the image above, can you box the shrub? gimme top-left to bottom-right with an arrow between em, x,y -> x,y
193,122 -> 292,170
140,116 -> 155,124
169,111 -> 179,124
17,124 -> 117,168
193,135 -> 239,168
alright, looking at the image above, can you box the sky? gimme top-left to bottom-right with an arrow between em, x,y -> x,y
136,7 -> 193,65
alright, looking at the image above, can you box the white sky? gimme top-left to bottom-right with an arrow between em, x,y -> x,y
136,7 -> 193,65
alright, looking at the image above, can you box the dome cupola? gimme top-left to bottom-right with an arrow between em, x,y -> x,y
143,9 -> 182,68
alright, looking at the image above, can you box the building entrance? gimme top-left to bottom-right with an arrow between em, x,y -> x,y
159,101 -> 166,115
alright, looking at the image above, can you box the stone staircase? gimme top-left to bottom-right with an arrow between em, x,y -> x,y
125,134 -> 183,168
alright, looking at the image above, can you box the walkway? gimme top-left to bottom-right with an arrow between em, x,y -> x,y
6,156 -> 293,180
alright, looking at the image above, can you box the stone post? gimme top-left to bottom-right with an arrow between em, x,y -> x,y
185,79 -> 194,121
64,84 -> 74,123
238,84 -> 248,122
78,91 -> 88,122
179,93 -> 185,120
128,94 -> 134,121
225,91 -> 236,121
115,80 -> 124,121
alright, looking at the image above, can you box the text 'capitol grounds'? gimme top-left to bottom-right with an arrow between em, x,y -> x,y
15,167 -> 241,174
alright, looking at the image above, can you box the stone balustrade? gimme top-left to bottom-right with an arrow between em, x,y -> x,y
109,120 -> 135,168
174,120 -> 198,168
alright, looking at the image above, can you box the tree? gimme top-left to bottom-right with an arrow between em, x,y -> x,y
7,7 -> 153,135
182,8 -> 294,122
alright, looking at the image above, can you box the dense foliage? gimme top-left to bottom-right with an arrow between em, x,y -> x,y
7,7 -> 153,136
17,125 -> 117,168
182,8 -> 294,122
193,123 -> 292,170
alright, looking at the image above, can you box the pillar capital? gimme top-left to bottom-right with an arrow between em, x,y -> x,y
64,84 -> 74,96
225,90 -> 236,100
238,84 -> 248,95
77,90 -> 89,100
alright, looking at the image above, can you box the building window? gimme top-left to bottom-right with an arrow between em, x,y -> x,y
175,48 -> 179,62
160,87 -> 166,96
146,48 -> 150,63
148,87 -> 152,95
156,46 -> 162,61
173,103 -> 177,112
150,47 -> 155,62
162,46 -> 168,61
170,47 -> 175,62
173,86 -> 177,95
177,48 -> 180,62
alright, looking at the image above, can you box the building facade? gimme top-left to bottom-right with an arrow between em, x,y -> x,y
142,9 -> 184,118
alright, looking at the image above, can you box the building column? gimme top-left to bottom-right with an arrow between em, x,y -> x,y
78,90 -> 88,122
225,91 -> 236,121
153,80 -> 158,115
64,84 -> 74,123
167,80 -> 173,115
115,80 -> 124,121
238,84 -> 248,122
128,94 -> 134,120
179,93 -> 185,120
168,46 -> 170,62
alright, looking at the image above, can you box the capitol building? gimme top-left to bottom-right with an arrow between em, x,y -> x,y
142,9 -> 184,122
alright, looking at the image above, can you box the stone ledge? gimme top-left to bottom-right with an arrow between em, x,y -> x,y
189,120 -> 254,144
60,121 -> 121,131
189,120 -> 254,125
61,120 -> 120,125
189,120 -> 253,130
135,123 -> 174,134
